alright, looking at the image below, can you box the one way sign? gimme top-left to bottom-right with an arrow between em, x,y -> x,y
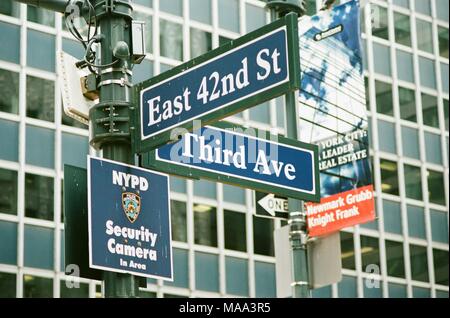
254,191 -> 289,220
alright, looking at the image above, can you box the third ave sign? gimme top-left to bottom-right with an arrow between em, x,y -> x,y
142,122 -> 320,202
132,13 -> 300,153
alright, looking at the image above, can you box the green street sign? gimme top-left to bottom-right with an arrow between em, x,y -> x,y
131,13 -> 300,153
141,122 -> 320,202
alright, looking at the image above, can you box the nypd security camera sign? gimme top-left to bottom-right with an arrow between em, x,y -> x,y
88,156 -> 173,280
132,13 -> 300,153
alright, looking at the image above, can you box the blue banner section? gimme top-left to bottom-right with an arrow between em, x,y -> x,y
155,126 -> 316,194
88,157 -> 172,280
140,27 -> 289,139
297,0 -> 373,198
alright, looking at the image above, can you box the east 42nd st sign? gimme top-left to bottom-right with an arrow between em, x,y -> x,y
132,13 -> 300,153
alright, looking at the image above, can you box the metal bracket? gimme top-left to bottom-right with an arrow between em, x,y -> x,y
98,78 -> 132,88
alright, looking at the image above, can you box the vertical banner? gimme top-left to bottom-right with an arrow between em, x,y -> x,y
297,0 -> 375,237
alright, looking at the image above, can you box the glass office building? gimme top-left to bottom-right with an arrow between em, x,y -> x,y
0,0 -> 448,298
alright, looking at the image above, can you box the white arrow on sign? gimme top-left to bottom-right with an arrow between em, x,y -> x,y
257,194 -> 289,217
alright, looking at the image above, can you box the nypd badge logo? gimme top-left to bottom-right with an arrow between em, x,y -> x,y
122,192 -> 141,223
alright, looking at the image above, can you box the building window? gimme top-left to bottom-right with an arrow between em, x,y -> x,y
424,132 -> 442,165
435,0 -> 449,21
62,133 -> 89,169
60,281 -> 89,298
25,173 -> 54,221
0,272 -> 16,298
419,57 -> 437,89
386,240 -> 405,278
416,19 -> 433,53
132,11 -> 152,54
404,164 -> 422,200
23,275 -> 53,298
338,275 -> 357,298
189,0 -> 212,25
414,0 -> 431,15
0,21 -> 20,64
0,168 -> 17,216
190,28 -> 212,59
26,75 -> 55,122
443,99 -> 448,131
254,262 -> 276,298
408,244 -> 427,284
249,102 -> 271,124
392,0 -> 409,9
246,4 -> 266,33
194,179 -> 216,199
224,210 -> 246,252
388,283 -> 407,298
27,29 -> 55,72
375,80 -> 393,116
373,42 -> 391,76
394,12 -> 411,47
440,62 -> 449,94
27,6 -> 54,27
253,216 -> 274,256
383,200 -> 402,234
427,170 -> 445,206
380,159 -> 399,196
438,26 -> 449,58
194,204 -> 217,247
165,248 -> 189,288
430,209 -> 449,244
0,0 -> 20,17
170,176 -> 186,193
398,87 -> 416,122
159,0 -> 182,16
195,252 -> 219,292
171,200 -> 187,242
401,126 -> 420,159
223,184 -> 245,205
407,205 -> 426,239
433,249 -> 449,286
218,0 -> 240,33
225,257 -> 249,296
371,5 -> 389,40
0,220 -> 17,265
159,20 -> 183,61
24,224 -> 54,270
0,68 -> 19,115
360,235 -> 380,271
25,125 -> 55,169
396,50 -> 414,82
422,93 -> 439,128
377,120 -> 396,153
413,287 -> 430,298
340,231 -> 355,270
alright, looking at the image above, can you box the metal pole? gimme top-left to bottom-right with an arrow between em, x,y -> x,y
267,0 -> 310,298
14,0 -> 139,298
89,0 -> 138,297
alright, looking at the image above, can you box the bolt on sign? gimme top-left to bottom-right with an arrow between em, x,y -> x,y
88,156 -> 173,280
297,0 -> 376,237
131,13 -> 300,153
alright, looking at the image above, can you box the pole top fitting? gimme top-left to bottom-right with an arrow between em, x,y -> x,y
266,0 -> 306,17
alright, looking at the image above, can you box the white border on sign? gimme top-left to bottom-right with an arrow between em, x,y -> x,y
140,26 -> 290,140
154,125 -> 317,195
87,155 -> 174,281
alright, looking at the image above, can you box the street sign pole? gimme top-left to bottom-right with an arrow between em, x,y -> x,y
267,0 -> 310,298
89,0 -> 138,297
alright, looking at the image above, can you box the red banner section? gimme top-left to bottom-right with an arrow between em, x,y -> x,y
305,185 -> 375,237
